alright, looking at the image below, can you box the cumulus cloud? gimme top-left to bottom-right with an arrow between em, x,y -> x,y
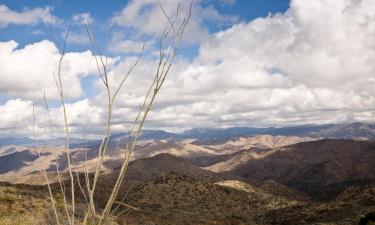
0,40 -> 100,100
0,99 -> 34,133
199,0 -> 375,90
0,98 -> 105,138
0,4 -> 58,28
105,0 -> 375,130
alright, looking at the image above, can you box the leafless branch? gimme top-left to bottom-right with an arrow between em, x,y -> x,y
52,23 -> 76,225
32,102 -> 61,225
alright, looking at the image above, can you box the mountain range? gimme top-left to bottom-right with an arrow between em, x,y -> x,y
1,122 -> 375,148
1,146 -> 375,224
0,122 -> 375,224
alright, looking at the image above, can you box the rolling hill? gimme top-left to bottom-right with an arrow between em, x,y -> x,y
223,139 -> 375,200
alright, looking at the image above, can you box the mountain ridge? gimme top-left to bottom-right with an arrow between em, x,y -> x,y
1,122 -> 375,148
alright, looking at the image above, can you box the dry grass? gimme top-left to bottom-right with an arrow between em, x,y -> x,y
0,215 -> 36,225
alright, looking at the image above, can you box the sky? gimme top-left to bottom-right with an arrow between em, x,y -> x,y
0,0 -> 374,138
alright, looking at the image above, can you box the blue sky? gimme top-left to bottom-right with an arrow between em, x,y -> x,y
0,0 -> 374,137
0,0 -> 289,19
0,0 -> 290,52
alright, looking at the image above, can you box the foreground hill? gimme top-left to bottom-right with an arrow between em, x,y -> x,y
262,183 -> 375,225
1,171 -> 374,225
117,173 -> 296,225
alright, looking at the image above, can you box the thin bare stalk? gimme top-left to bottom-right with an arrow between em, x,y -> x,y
113,201 -> 140,212
82,130 -> 91,196
75,170 -> 88,202
111,182 -> 135,217
57,167 -> 72,225
44,92 -> 73,224
52,23 -> 76,224
32,103 -> 61,225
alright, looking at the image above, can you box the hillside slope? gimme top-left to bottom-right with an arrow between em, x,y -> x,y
1,153 -> 375,225
226,139 -> 375,200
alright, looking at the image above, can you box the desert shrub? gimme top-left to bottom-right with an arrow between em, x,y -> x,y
0,195 -> 14,204
54,192 -> 65,210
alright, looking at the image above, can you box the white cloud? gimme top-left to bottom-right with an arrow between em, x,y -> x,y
199,0 -> 375,91
0,99 -> 34,133
0,98 -> 105,138
0,40 -> 100,100
0,4 -> 58,28
104,0 -> 375,130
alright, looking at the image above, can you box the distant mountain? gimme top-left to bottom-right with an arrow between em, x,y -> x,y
184,123 -> 375,144
181,126 -> 326,144
110,130 -> 177,143
100,122 -> 375,146
0,137 -> 95,148
0,137 -> 34,147
308,122 -> 375,139
1,122 -> 375,148
1,123 -> 375,186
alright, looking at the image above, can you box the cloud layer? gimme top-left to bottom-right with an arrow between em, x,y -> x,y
108,0 -> 375,130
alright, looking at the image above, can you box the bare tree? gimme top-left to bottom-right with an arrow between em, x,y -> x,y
38,1 -> 193,224
97,3 -> 192,223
